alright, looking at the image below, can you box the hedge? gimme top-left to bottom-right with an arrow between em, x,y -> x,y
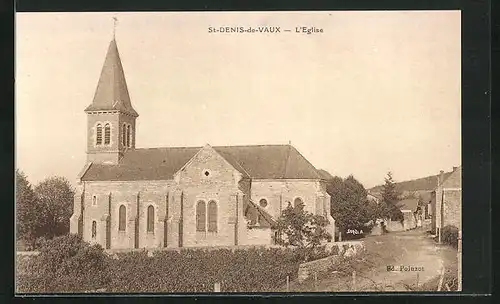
17,235 -> 336,293
441,225 -> 459,248
107,247 -> 302,292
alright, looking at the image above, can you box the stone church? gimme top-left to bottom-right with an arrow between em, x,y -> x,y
69,38 -> 335,250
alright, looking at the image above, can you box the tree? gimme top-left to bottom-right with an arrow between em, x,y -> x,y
380,172 -> 404,222
34,176 -> 75,238
19,234 -> 110,292
275,201 -> 332,258
326,175 -> 378,236
16,170 -> 45,248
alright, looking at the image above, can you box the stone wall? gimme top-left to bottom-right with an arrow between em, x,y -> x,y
251,180 -> 325,218
73,145 -> 251,250
245,227 -> 273,245
71,146 -> 334,250
435,187 -> 444,231
430,191 -> 437,233
297,241 -> 365,283
386,220 -> 405,232
175,145 -> 247,247
78,180 -> 173,250
443,189 -> 461,228
86,111 -> 137,165
251,179 -> 335,237
402,210 -> 417,230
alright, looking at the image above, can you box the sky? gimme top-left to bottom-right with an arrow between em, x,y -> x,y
15,11 -> 461,189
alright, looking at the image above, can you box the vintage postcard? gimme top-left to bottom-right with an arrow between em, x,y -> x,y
15,11 -> 461,293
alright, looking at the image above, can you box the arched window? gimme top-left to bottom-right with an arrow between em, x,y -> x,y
126,125 -> 131,148
208,201 -> 217,232
104,123 -> 111,145
122,123 -> 127,146
147,205 -> 155,233
91,221 -> 97,238
96,124 -> 103,145
119,205 -> 126,231
294,197 -> 304,209
92,195 -> 97,206
196,201 -> 206,232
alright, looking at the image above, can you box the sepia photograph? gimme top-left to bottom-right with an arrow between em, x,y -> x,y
15,11 -> 461,293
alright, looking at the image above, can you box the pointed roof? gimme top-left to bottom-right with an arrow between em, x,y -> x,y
80,144 -> 323,181
85,39 -> 138,117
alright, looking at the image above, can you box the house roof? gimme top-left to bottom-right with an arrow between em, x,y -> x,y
247,199 -> 277,227
84,39 -> 138,117
440,166 -> 461,189
81,144 -> 322,181
369,171 -> 454,194
396,198 -> 419,212
367,193 -> 380,201
417,191 -> 432,204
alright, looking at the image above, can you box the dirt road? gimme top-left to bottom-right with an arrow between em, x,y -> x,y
290,229 -> 458,292
354,229 -> 454,291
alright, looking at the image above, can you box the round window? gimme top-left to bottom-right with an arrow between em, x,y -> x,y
204,170 -> 210,177
259,198 -> 268,208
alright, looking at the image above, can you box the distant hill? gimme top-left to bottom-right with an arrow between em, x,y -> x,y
369,170 -> 454,194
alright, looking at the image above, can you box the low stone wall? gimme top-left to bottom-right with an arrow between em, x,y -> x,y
298,240 -> 365,283
16,251 -> 40,256
245,227 -> 273,245
385,220 -> 405,232
298,255 -> 340,283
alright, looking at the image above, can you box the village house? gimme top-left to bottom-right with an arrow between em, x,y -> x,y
396,198 -> 419,230
366,193 -> 380,204
69,38 -> 336,250
431,166 -> 462,238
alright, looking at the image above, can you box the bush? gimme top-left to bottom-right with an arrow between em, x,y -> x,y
16,234 -> 110,293
441,225 -> 459,248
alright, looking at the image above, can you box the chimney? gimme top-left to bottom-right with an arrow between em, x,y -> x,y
437,170 -> 444,186
453,166 -> 458,171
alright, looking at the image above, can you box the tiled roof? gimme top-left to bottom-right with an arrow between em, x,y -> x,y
369,171 -> 454,193
81,144 -> 322,181
397,198 -> 419,211
81,147 -> 199,181
85,39 -> 138,117
246,199 -> 277,228
441,166 -> 461,189
214,145 -> 321,179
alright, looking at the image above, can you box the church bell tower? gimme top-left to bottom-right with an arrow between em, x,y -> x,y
84,37 -> 139,164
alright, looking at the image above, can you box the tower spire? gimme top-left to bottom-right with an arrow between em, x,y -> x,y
84,32 -> 138,117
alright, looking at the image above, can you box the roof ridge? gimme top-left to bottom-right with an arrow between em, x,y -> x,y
213,144 -> 291,148
132,144 -> 294,151
82,143 -> 323,181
